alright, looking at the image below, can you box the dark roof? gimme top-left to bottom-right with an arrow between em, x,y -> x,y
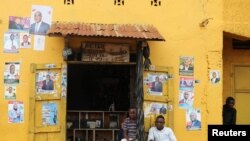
47,22 -> 165,41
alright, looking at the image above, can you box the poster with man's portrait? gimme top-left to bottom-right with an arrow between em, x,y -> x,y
180,77 -> 194,90
8,101 -> 24,123
143,72 -> 168,96
179,56 -> 194,76
3,32 -> 19,53
144,101 -> 168,117
30,5 -> 53,35
36,71 -> 59,94
5,85 -> 16,100
186,108 -> 201,130
178,90 -> 194,109
9,16 -> 30,32
4,62 -> 20,84
19,32 -> 31,48
210,70 -> 220,84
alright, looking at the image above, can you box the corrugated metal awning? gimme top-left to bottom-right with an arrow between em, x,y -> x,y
47,22 -> 165,41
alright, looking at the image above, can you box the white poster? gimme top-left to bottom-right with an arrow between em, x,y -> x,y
34,35 -> 45,51
3,32 -> 19,53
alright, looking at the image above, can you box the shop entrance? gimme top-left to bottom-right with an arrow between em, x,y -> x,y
223,33 -> 250,124
66,63 -> 136,141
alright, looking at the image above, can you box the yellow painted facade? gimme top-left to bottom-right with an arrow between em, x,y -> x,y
0,0 -> 249,141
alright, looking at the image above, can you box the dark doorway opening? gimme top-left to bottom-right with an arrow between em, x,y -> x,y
67,64 -> 134,111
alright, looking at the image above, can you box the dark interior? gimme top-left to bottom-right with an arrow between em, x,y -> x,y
233,39 -> 250,49
67,64 -> 133,111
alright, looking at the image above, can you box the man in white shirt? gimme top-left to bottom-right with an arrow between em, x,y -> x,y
5,64 -> 19,79
8,103 -> 22,123
148,115 -> 177,141
5,86 -> 16,99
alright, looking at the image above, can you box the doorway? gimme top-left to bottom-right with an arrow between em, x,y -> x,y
223,34 -> 250,124
66,63 -> 136,141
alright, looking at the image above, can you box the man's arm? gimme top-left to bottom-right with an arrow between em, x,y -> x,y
168,128 -> 177,141
232,109 -> 237,124
147,127 -> 154,141
123,118 -> 129,140
123,129 -> 129,140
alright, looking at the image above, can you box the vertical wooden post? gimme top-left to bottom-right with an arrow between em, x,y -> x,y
135,41 -> 144,141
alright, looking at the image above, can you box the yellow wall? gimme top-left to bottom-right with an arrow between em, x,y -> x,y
224,0 -> 250,38
223,0 -> 250,109
3,0 -> 250,141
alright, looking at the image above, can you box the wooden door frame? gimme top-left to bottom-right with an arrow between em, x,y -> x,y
231,63 -> 250,98
29,63 -> 66,141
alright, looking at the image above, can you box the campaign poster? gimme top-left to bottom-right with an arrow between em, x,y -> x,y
186,108 -> 201,130
8,101 -> 24,123
178,90 -> 194,109
19,32 -> 31,48
144,72 -> 168,96
36,71 -> 59,94
9,16 -> 30,32
210,70 -> 221,84
30,5 -> 52,35
179,56 -> 194,76
3,32 -> 19,53
180,76 -> 194,90
42,102 -> 58,126
144,101 -> 168,117
5,85 -> 16,100
4,62 -> 20,84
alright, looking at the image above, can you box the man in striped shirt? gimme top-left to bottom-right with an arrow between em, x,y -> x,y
122,107 -> 137,141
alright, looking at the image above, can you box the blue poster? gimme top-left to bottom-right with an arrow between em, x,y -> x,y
42,102 -> 58,126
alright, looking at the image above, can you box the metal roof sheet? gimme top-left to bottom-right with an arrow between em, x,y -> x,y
47,22 -> 165,41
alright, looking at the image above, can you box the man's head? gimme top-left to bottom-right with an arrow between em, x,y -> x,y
46,74 -> 51,81
23,35 -> 29,43
184,58 -> 191,67
15,18 -> 21,24
13,103 -> 18,111
34,11 -> 42,23
190,112 -> 197,121
128,107 -> 137,120
184,91 -> 189,99
226,97 -> 235,108
8,86 -> 13,93
212,72 -> 217,78
155,115 -> 165,130
155,76 -> 160,82
9,64 -> 15,74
